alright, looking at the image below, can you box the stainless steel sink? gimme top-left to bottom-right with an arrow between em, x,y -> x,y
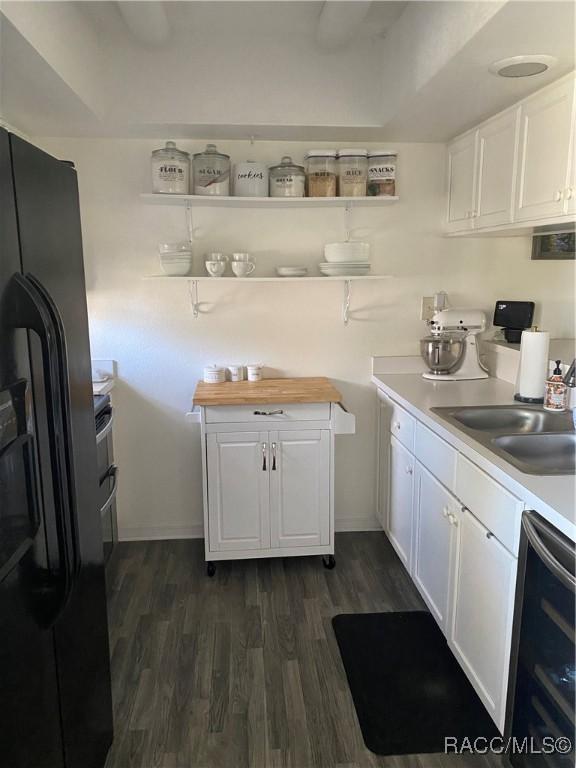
449,406 -> 572,434
492,433 -> 576,475
431,405 -> 575,476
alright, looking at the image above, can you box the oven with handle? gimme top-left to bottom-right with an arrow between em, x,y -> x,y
95,394 -> 118,564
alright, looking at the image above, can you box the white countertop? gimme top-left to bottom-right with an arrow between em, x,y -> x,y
92,379 -> 114,396
371,373 -> 575,542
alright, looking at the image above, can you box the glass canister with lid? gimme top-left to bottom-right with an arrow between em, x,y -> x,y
269,156 -> 306,198
306,150 -> 337,197
193,144 -> 231,196
367,151 -> 397,197
151,141 -> 190,194
338,149 -> 368,196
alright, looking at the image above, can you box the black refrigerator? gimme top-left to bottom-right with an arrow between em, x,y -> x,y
0,129 -> 113,768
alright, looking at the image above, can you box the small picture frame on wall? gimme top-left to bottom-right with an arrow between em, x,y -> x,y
531,231 -> 575,260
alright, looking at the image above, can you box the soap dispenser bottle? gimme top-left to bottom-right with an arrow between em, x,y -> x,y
543,360 -> 567,412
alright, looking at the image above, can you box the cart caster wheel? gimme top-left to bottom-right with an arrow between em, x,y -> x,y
323,555 -> 336,570
206,563 -> 216,577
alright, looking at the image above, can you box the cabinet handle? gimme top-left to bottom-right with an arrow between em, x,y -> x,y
271,442 -> 277,471
486,531 -> 494,539
254,409 -> 284,416
393,421 -> 401,431
262,442 -> 267,471
566,187 -> 574,200
450,514 -> 459,528
405,465 -> 413,475
442,507 -> 450,518
554,189 -> 562,202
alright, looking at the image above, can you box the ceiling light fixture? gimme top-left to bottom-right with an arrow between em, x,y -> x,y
489,55 -> 558,78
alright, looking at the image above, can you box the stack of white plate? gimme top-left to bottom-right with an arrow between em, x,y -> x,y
276,266 -> 308,277
319,262 -> 371,276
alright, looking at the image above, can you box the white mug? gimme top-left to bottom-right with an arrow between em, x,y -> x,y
205,260 -> 226,277
232,261 -> 255,277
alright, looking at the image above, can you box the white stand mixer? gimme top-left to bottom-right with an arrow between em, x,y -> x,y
422,308 -> 489,381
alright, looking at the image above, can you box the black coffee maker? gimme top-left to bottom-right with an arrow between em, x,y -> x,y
493,300 -> 535,343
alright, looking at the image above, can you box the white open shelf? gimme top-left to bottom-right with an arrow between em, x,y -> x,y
143,274 -> 392,282
140,193 -> 399,208
143,274 -> 393,324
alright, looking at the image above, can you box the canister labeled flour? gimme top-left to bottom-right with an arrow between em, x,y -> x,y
367,151 -> 397,197
151,141 -> 190,194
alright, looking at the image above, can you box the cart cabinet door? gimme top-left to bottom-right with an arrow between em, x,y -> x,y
269,430 -> 330,549
207,431 -> 270,552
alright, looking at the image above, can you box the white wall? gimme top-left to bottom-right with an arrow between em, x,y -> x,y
39,138 -> 575,541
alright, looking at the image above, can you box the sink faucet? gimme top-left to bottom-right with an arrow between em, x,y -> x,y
564,359 -> 576,414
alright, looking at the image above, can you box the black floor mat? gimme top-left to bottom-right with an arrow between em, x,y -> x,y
332,611 -> 499,756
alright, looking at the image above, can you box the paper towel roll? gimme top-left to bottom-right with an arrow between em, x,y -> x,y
515,328 -> 550,401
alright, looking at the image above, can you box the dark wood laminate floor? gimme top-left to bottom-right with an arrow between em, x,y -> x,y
104,532 -> 502,768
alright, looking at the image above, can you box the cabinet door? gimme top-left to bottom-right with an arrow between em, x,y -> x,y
475,109 -> 518,228
377,396 -> 390,528
413,463 -> 457,633
387,435 -> 415,572
269,430 -> 330,549
449,508 -> 517,731
207,431 -> 270,552
516,77 -> 575,221
446,131 -> 477,232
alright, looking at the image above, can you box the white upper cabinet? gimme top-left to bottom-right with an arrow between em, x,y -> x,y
269,430 -> 330,549
516,77 -> 575,221
446,132 -> 477,232
446,73 -> 575,233
475,108 -> 519,228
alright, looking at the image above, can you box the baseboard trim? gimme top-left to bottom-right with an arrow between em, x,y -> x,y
119,524 -> 204,541
119,517 -> 382,542
335,516 -> 382,533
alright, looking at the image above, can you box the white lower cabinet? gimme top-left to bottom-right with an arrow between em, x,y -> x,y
207,431 -> 270,552
449,506 -> 517,732
206,426 -> 332,557
387,434 -> 415,572
413,462 -> 458,632
270,430 -> 330,548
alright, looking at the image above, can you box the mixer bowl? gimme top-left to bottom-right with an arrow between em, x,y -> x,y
420,335 -> 465,374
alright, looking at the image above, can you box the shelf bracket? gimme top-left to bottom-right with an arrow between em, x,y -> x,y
342,280 -> 351,326
189,280 -> 200,319
185,203 -> 194,246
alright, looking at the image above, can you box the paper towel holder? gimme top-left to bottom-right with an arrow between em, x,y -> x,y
514,325 -> 547,404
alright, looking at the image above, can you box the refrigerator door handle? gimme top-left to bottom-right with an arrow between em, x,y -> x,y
3,273 -> 75,616
27,273 -> 82,580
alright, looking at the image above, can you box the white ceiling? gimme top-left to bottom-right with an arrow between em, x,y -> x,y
0,1 -> 574,141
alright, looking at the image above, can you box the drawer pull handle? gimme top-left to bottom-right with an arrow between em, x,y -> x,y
262,443 -> 267,471
254,409 -> 284,417
486,531 -> 494,539
442,507 -> 450,518
272,442 -> 277,471
393,421 -> 401,430
405,465 -> 413,475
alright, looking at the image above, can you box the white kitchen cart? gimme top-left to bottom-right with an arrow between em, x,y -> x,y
193,378 -> 355,576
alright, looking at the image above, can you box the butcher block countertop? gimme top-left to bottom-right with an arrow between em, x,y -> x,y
193,377 -> 342,406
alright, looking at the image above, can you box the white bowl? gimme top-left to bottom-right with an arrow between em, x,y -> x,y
159,241 -> 192,254
276,266 -> 308,277
161,261 -> 191,276
324,241 -> 370,263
